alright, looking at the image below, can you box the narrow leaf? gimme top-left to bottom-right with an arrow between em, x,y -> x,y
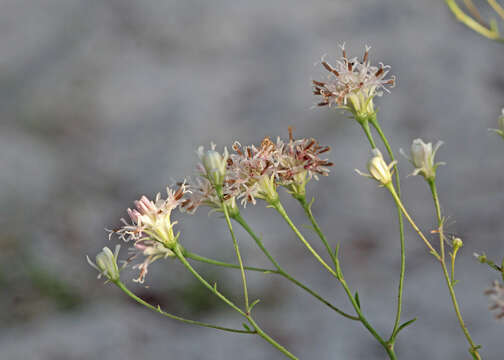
354,292 -> 361,309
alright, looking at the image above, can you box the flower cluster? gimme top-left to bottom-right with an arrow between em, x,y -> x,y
184,130 -> 333,211
313,44 -> 395,120
485,281 -> 504,319
110,183 -> 190,283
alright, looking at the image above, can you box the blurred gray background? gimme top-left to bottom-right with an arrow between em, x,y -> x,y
1,0 -> 503,359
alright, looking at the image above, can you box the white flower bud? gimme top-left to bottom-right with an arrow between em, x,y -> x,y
87,245 -> 121,281
368,149 -> 392,184
356,149 -> 397,186
400,138 -> 444,180
198,144 -> 228,186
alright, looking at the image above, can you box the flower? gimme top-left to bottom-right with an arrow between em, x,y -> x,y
400,138 -> 444,181
226,132 -> 333,205
313,44 -> 395,120
87,245 -> 122,282
183,131 -> 332,210
356,148 -> 397,186
489,108 -> 504,139
109,183 -> 189,282
274,128 -> 332,197
130,240 -> 175,283
485,281 -> 504,319
197,143 -> 229,186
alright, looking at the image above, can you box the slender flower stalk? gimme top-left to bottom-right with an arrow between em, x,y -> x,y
173,246 -> 298,360
114,280 -> 255,334
368,118 -> 406,342
445,0 -> 504,41
270,197 -> 397,359
269,199 -> 338,278
233,213 -> 359,320
428,180 -> 482,360
218,186 -> 250,313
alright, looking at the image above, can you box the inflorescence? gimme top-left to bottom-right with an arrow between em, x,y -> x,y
104,129 -> 332,282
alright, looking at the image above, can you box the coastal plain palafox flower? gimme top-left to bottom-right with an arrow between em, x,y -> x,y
356,148 -> 397,186
182,132 -> 333,211
109,182 -> 190,283
400,138 -> 444,180
313,44 -> 396,119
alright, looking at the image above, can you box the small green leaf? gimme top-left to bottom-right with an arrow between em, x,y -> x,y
396,318 -> 417,335
354,292 -> 361,309
249,299 -> 261,311
242,323 -> 251,331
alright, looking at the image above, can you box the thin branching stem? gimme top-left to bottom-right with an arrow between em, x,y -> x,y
428,180 -> 482,360
368,118 -> 407,343
234,213 -> 359,321
114,280 -> 255,334
174,246 -> 298,359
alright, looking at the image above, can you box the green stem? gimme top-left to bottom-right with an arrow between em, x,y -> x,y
369,119 -> 407,342
184,250 -> 278,274
270,199 -> 338,279
234,213 -> 359,321
338,276 -> 397,360
428,180 -> 482,360
386,185 -> 440,259
296,196 -> 338,270
445,0 -> 504,41
271,199 -> 396,358
174,246 -> 298,359
360,119 -> 377,149
219,197 -> 250,313
114,280 -> 254,334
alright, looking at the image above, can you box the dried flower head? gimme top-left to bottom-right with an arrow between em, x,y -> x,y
184,132 -> 332,210
313,44 -> 395,120
485,281 -> 504,319
274,128 -> 332,197
356,148 -> 397,186
226,138 -> 280,205
87,245 -> 122,282
400,138 -> 444,181
226,131 -> 333,205
109,182 -> 189,282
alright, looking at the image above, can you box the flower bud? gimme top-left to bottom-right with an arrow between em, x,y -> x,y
356,149 -> 397,186
198,144 -> 228,186
401,138 -> 444,181
474,252 -> 487,263
87,245 -> 121,281
257,174 -> 279,203
490,109 -> 504,139
368,149 -> 393,184
452,237 -> 463,251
